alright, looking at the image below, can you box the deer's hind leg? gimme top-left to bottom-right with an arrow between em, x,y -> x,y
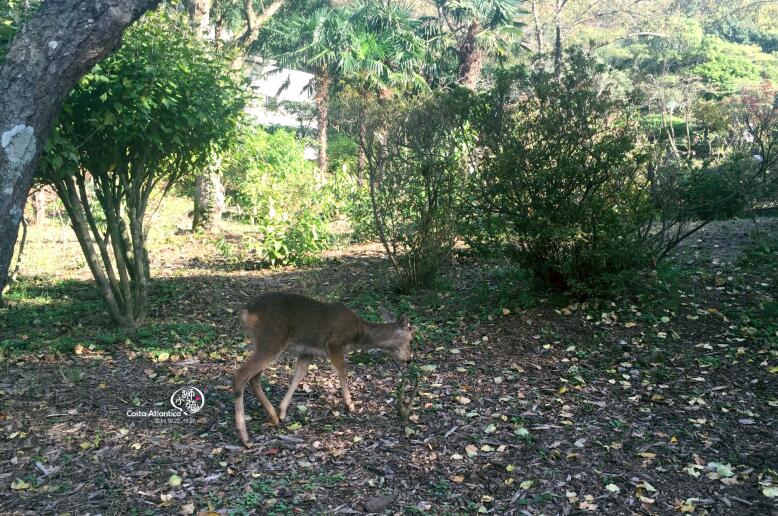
233,344 -> 282,447
278,355 -> 311,421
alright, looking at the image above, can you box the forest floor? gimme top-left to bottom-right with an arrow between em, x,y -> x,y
1,214 -> 777,515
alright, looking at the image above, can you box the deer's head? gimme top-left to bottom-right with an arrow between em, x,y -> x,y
378,308 -> 416,362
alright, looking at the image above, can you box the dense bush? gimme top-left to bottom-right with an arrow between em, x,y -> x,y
36,11 -> 246,326
362,93 -> 471,288
465,52 -> 656,295
221,127 -> 334,265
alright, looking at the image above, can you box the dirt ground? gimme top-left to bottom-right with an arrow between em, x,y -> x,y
1,219 -> 777,515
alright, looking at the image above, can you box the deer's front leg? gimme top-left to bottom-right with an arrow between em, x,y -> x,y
328,352 -> 355,412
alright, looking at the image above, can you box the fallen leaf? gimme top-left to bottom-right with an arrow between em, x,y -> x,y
168,474 -> 182,487
763,486 -> 778,498
605,483 -> 620,493
11,479 -> 30,490
364,494 -> 397,513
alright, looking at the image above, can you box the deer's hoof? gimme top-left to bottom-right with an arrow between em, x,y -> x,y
242,440 -> 253,449
346,403 -> 356,413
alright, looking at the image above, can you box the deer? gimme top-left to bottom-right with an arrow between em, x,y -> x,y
233,292 -> 416,447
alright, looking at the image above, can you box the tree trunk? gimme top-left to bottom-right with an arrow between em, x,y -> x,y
32,188 -> 48,225
188,0 -> 211,37
554,0 -> 567,73
231,0 -> 286,68
530,1 -> 545,53
357,118 -> 367,186
192,171 -> 225,232
315,70 -> 331,175
8,216 -> 27,285
0,0 -> 159,297
188,0 -> 222,232
189,0 -> 284,231
457,22 -> 483,89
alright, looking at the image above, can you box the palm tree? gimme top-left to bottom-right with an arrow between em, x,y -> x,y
268,6 -> 351,173
434,0 -> 524,88
344,2 -> 433,179
265,1 -> 432,174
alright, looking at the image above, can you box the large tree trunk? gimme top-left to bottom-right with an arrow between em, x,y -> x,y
188,0 -> 223,232
188,0 -> 211,38
192,170 -> 225,232
315,70 -> 331,175
457,21 -> 483,89
0,0 -> 159,297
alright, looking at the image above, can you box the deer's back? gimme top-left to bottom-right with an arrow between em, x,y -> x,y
240,292 -> 361,355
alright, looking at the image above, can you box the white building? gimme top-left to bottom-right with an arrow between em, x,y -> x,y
244,57 -> 318,160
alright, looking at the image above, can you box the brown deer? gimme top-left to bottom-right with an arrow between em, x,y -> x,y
233,292 -> 415,446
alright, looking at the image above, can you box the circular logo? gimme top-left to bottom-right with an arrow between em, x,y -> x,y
170,386 -> 205,415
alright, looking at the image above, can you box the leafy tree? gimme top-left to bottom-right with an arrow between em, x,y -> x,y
362,92 -> 471,288
693,35 -> 778,95
37,11 -> 247,327
184,0 -> 290,232
0,0 -> 159,299
185,0 -> 289,65
466,51 -> 655,295
262,1 -> 433,175
433,0 -> 524,88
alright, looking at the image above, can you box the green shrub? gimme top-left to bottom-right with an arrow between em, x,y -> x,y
363,93 -> 471,289
221,127 -> 334,265
36,10 -> 247,326
466,51 -> 655,296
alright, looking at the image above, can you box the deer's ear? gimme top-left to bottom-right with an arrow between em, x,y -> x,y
398,314 -> 410,328
378,307 -> 395,323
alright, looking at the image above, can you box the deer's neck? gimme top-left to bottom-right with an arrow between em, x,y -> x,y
358,321 -> 398,351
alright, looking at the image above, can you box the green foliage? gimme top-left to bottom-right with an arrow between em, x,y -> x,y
678,159 -> 748,221
35,10 -> 248,326
221,126 -> 334,265
262,1 -> 431,92
693,35 -> 778,95
364,93 -> 471,289
327,133 -> 358,176
343,183 -> 377,242
0,0 -> 40,62
712,18 -> 778,54
466,51 -> 655,296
